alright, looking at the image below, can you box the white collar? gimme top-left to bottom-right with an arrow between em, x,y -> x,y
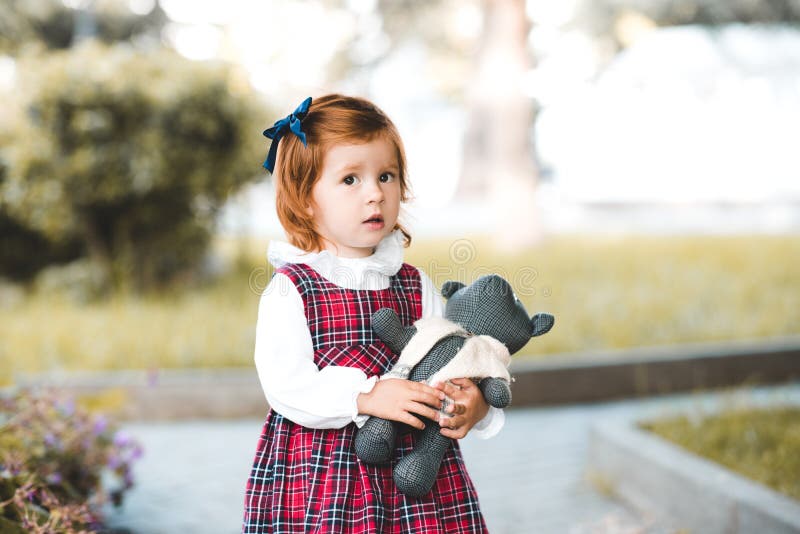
267,229 -> 406,290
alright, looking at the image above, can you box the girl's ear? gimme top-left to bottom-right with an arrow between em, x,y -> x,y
441,281 -> 466,299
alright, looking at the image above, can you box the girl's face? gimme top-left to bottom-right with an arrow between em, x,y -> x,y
308,136 -> 402,258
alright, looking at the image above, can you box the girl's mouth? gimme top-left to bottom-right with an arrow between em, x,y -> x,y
363,215 -> 384,229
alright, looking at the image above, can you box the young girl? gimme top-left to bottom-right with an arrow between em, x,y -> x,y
242,94 -> 504,533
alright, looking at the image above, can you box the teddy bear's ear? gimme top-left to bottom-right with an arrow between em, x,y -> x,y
441,281 -> 466,299
530,313 -> 555,338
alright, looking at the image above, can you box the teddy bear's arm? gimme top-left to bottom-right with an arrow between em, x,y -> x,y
478,377 -> 512,408
372,308 -> 417,356
407,336 -> 465,383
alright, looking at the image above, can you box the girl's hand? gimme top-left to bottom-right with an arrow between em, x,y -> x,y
434,378 -> 490,439
357,378 -> 446,430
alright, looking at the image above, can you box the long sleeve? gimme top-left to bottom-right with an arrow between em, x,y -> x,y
255,265 -> 504,436
254,273 -> 377,429
415,268 -> 505,439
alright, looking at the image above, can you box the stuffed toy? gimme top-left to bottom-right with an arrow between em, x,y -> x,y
354,274 -> 555,498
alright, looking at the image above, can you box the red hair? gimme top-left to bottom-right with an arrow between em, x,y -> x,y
271,94 -> 413,253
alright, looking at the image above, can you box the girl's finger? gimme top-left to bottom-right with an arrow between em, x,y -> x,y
401,412 -> 426,430
420,393 -> 447,409
413,389 -> 446,409
440,426 -> 467,440
441,415 -> 465,430
439,414 -> 453,429
448,402 -> 466,416
412,381 -> 446,399
449,378 -> 474,390
434,381 -> 461,399
407,401 -> 440,422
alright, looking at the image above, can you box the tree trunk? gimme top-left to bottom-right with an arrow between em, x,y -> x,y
458,0 -> 541,250
78,209 -> 114,292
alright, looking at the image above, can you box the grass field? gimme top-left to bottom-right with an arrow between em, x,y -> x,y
1,234 -> 799,384
643,406 -> 800,501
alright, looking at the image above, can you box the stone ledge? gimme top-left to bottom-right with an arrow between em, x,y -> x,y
511,335 -> 800,405
10,368 -> 267,421
7,335 -> 800,420
586,412 -> 800,534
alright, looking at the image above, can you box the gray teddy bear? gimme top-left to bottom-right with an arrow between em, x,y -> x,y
354,274 -> 555,498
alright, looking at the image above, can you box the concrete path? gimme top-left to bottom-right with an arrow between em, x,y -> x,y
104,383 -> 800,534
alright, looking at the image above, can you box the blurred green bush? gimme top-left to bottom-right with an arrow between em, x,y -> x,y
0,0 -> 167,54
0,40 -> 265,293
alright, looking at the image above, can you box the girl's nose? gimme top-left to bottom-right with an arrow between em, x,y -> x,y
365,177 -> 385,203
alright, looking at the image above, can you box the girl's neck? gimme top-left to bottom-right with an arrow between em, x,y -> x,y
314,236 -> 377,258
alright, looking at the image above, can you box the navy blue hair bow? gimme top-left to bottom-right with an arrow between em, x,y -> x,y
262,96 -> 312,173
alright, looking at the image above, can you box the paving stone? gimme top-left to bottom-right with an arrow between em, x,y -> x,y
104,383 -> 800,533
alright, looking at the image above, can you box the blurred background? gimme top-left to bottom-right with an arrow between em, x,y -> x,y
1,0 -> 798,379
1,0 -> 799,378
0,0 -> 799,532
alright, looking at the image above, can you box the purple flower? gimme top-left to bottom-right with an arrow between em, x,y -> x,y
57,399 -> 75,416
129,444 -> 144,460
107,453 -> 121,470
113,430 -> 131,448
93,415 -> 108,435
1,388 -> 143,522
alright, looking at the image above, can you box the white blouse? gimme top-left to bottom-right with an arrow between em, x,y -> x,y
253,229 -> 504,439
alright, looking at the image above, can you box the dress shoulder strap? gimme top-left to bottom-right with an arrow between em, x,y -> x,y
393,262 -> 423,294
272,263 -> 323,307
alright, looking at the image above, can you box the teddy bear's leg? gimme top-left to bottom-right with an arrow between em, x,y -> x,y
372,308 -> 417,355
354,416 -> 397,464
393,422 -> 451,498
478,377 -> 512,408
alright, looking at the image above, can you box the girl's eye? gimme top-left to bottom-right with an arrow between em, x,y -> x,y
380,173 -> 396,183
343,175 -> 360,185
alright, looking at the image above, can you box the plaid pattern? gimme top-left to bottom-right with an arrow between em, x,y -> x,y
243,262 -> 487,533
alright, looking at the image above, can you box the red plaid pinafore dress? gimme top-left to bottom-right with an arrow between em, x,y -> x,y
242,262 -> 487,533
